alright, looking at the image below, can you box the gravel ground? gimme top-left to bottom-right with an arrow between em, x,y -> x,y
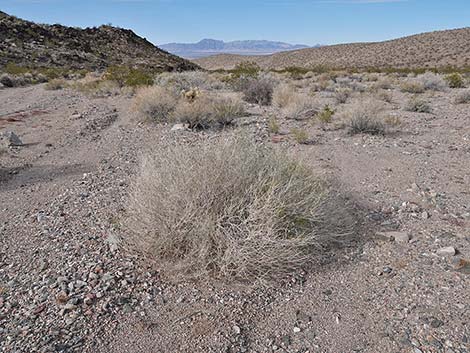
0,82 -> 469,353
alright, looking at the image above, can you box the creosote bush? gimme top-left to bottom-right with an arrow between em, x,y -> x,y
133,86 -> 178,122
126,137 -> 353,282
445,73 -> 465,88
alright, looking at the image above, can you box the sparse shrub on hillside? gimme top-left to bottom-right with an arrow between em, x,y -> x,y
155,71 -> 224,93
454,90 -> 470,104
4,63 -> 29,76
44,79 -> 67,90
372,77 -> 393,90
242,77 -> 274,105
231,61 -> 261,78
404,97 -> 432,113
126,136 -> 353,282
334,87 -> 352,104
416,72 -> 447,91
445,73 -> 465,88
133,86 -> 178,122
273,84 -> 296,108
0,73 -> 15,88
384,115 -> 401,127
346,100 -> 386,135
105,66 -> 153,87
376,90 -> 393,103
172,95 -> 245,129
72,79 -> 121,97
400,80 -> 425,93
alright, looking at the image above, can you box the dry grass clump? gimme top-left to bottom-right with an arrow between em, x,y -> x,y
282,94 -> 317,120
172,95 -> 245,129
334,87 -> 352,104
290,128 -> 310,144
416,72 -> 447,91
155,71 -> 224,93
404,98 -> 432,113
345,100 -> 386,135
44,79 -> 67,90
133,86 -> 178,122
242,77 -> 274,105
400,80 -> 425,94
126,137 -> 353,282
376,90 -> 393,103
454,90 -> 470,104
273,84 -> 296,108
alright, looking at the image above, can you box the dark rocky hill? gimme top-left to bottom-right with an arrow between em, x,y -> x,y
0,11 -> 198,72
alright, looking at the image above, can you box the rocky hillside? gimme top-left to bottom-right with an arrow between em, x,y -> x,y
0,11 -> 198,72
160,39 -> 312,58
194,27 -> 470,70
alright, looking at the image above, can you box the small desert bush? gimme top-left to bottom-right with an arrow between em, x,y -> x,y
404,98 -> 432,113
133,86 -> 178,122
445,73 -> 465,88
282,94 -> 317,120
317,105 -> 335,123
376,90 -> 393,103
454,90 -> 470,104
242,77 -> 274,105
105,66 -> 153,87
334,87 -> 352,104
44,79 -> 67,90
416,72 -> 447,91
291,128 -> 310,144
172,95 -> 245,129
346,100 -> 386,135
155,71 -> 223,92
400,80 -> 425,94
230,61 -> 261,78
0,73 -> 15,88
384,115 -> 401,127
126,136 -> 353,282
72,79 -> 121,97
268,117 -> 280,133
273,84 -> 296,108
372,77 -> 393,90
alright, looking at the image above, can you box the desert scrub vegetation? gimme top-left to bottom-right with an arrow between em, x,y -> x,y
404,97 -> 432,113
133,86 -> 178,122
345,100 -> 386,135
416,72 -> 447,91
125,137 -> 353,282
44,79 -> 67,90
290,128 -> 311,144
267,117 -> 280,133
454,90 -> 470,104
334,87 -> 352,104
155,71 -> 224,93
317,105 -> 335,124
242,77 -> 274,105
172,94 -> 245,129
445,73 -> 465,88
400,80 -> 425,94
273,84 -> 296,108
105,65 -> 154,87
282,94 -> 317,120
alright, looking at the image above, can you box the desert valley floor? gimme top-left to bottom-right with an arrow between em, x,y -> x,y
0,73 -> 469,353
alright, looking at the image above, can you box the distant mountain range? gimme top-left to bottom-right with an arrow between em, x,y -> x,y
160,39 -> 317,58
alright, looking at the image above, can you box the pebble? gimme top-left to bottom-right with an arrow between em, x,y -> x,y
436,246 -> 456,257
293,327 -> 301,333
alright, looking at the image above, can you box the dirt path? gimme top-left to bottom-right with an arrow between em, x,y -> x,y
0,85 -> 469,353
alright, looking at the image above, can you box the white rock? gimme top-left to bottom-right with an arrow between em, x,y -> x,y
170,123 -> 189,132
0,131 -> 23,147
378,231 -> 410,243
436,246 -> 456,257
293,327 -> 301,333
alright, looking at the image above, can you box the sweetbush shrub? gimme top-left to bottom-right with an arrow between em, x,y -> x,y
454,90 -> 470,104
242,77 -> 274,105
172,94 -> 245,129
126,136 -> 354,282
133,86 -> 178,122
404,98 -> 432,113
445,73 -> 465,88
346,100 -> 386,135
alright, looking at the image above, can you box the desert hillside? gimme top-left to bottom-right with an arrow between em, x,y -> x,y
194,27 -> 470,70
0,11 -> 198,72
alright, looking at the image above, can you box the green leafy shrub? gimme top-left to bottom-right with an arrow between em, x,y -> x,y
317,105 -> 335,123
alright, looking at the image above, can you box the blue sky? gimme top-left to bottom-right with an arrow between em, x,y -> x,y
1,0 -> 469,46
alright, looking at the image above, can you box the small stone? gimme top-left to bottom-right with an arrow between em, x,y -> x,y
56,291 -> 69,304
421,211 -> 429,219
232,325 -> 241,335
170,123 -> 188,132
436,247 -> 456,257
380,231 -> 411,243
430,318 -> 444,328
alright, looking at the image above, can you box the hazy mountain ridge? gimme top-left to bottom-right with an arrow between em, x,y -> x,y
0,11 -> 198,71
194,28 -> 470,70
160,38 -> 314,58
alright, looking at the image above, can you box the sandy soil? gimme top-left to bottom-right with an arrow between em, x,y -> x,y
0,80 -> 469,353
